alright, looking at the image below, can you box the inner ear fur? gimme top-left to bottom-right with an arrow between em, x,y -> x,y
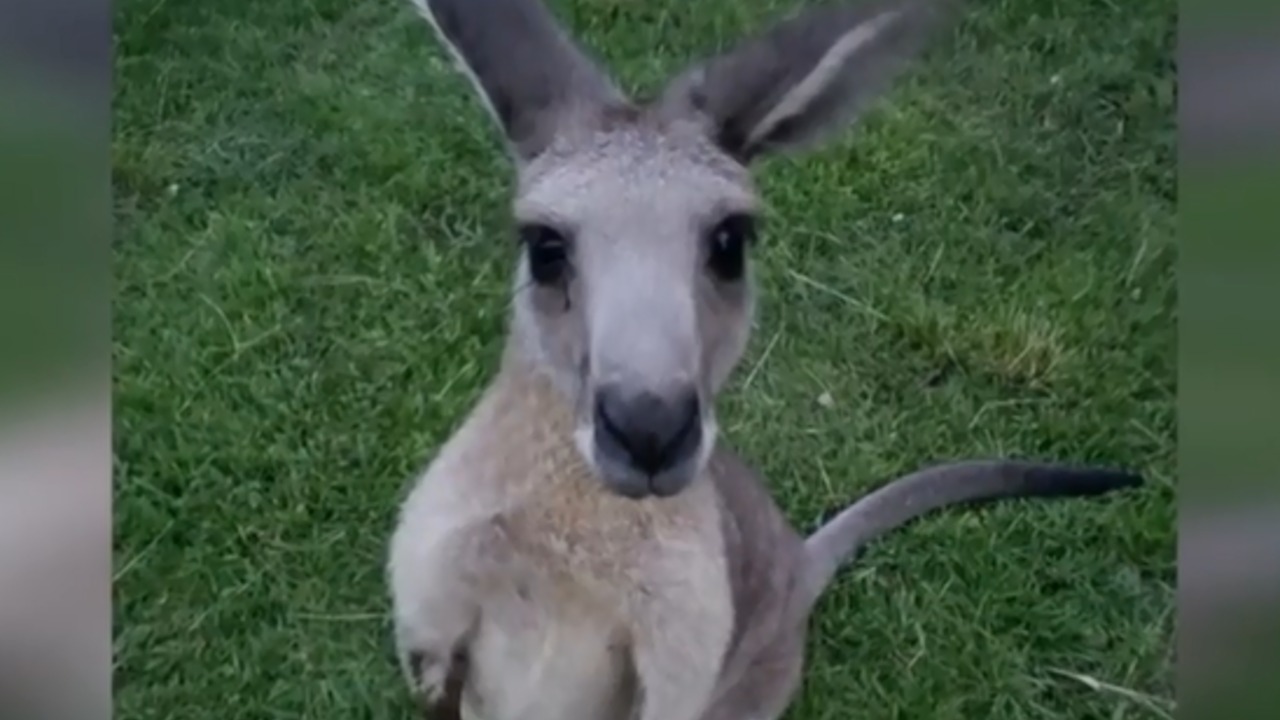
657,0 -> 957,162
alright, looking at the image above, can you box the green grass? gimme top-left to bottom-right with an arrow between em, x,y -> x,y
112,0 -> 1176,718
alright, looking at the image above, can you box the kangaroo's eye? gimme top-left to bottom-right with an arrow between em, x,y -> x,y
518,224 -> 571,286
706,213 -> 757,282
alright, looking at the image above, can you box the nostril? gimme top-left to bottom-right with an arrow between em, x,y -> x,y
593,385 -> 702,475
594,391 -> 631,447
661,394 -> 700,455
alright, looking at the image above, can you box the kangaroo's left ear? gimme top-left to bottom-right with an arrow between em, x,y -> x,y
410,0 -> 627,163
656,0 -> 957,163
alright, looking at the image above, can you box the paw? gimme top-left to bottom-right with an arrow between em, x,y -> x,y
405,645 -> 470,720
405,648 -> 449,702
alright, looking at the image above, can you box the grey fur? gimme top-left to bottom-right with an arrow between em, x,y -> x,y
799,460 -> 1143,607
387,2 -> 1144,720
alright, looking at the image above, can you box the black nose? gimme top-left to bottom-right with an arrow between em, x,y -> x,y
594,385 -> 702,476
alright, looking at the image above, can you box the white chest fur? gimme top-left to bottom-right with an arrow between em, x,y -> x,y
388,374 -> 732,720
460,571 -> 637,720
391,472 -> 727,720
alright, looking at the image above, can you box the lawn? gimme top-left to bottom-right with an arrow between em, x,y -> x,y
112,0 -> 1176,718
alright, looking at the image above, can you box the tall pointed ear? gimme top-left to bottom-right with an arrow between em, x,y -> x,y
656,0 -> 957,163
411,0 -> 626,161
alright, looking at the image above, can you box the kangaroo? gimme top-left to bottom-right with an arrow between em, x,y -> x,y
386,1 -> 1144,719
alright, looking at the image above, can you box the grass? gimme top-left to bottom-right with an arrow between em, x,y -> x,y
112,0 -> 1176,718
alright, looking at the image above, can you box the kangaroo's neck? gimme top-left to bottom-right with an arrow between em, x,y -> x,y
493,338 -> 580,430
449,338 -> 596,497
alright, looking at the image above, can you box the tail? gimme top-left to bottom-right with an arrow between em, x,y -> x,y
799,459 -> 1143,607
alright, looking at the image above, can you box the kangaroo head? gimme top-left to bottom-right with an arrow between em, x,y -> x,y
412,0 -> 953,498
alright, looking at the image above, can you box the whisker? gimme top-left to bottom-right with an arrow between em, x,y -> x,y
507,277 -> 536,308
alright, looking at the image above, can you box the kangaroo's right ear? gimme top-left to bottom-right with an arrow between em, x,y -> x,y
410,0 -> 625,162
655,0 -> 955,163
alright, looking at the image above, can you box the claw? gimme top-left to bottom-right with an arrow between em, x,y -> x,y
408,647 -> 469,720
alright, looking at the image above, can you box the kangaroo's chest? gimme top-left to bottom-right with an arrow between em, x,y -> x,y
450,488 -> 710,720
459,560 -> 638,720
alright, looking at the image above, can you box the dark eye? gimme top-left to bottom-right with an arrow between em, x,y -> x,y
706,213 -> 756,282
518,223 -> 571,286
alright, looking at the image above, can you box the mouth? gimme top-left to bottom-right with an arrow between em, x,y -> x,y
588,442 -> 701,499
